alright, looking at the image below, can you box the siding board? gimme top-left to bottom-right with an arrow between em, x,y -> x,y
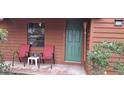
90,18 -> 124,74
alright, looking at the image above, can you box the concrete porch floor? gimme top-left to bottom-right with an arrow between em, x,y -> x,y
5,61 -> 86,75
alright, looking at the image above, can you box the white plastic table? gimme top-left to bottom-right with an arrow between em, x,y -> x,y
27,56 -> 40,68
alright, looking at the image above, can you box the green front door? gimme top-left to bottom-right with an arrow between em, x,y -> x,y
65,20 -> 83,62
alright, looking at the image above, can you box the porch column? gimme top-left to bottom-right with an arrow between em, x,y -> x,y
83,22 -> 87,63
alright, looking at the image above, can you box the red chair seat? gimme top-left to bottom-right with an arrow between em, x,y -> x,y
40,45 -> 55,69
13,44 -> 30,66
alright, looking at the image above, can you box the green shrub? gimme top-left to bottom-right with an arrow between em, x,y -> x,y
88,41 -> 124,75
0,28 -> 8,42
88,41 -> 112,74
0,63 -> 11,73
0,51 -> 11,74
0,28 -> 10,74
113,61 -> 124,75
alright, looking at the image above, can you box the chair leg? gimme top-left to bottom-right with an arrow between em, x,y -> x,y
53,57 -> 55,64
38,58 -> 40,69
51,58 -> 53,69
12,54 -> 15,66
24,57 -> 27,67
53,54 -> 55,64
19,57 -> 21,62
42,59 -> 45,64
24,57 -> 28,67
24,61 -> 25,67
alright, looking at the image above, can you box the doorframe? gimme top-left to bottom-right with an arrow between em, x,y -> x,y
64,19 -> 84,63
82,22 -> 87,65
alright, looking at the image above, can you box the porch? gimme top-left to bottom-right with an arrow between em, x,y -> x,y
0,18 -> 90,75
5,61 -> 86,75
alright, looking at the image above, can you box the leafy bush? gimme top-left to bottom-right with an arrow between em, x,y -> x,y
0,28 -> 8,42
109,41 -> 124,75
0,51 -> 5,62
0,28 -> 10,74
88,41 -> 112,74
88,41 -> 124,75
113,61 -> 124,75
0,63 -> 11,74
0,51 -> 11,74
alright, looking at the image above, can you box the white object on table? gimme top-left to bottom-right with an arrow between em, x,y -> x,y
27,56 -> 40,68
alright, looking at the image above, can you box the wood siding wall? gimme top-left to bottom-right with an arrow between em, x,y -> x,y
81,21 -> 91,74
0,19 -> 28,60
45,19 -> 66,64
89,18 -> 124,74
0,19 -> 67,64
0,18 -> 88,66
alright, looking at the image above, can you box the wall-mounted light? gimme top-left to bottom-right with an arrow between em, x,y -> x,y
114,19 -> 123,26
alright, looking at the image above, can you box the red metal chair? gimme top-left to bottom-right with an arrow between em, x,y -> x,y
40,45 -> 55,69
12,44 -> 30,66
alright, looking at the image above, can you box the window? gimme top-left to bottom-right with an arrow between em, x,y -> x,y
114,19 -> 123,27
28,22 -> 45,47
